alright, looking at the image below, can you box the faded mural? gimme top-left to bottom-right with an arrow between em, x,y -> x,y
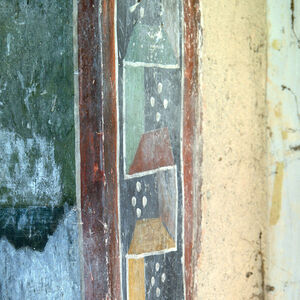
0,1 -> 80,298
117,0 -> 185,299
0,0 -> 192,299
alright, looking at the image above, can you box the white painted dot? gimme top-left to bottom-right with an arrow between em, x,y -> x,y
140,7 -> 144,18
155,262 -> 160,272
142,196 -> 147,207
151,276 -> 155,286
150,96 -> 155,107
157,82 -> 163,94
136,208 -> 141,218
161,273 -> 166,283
156,287 -> 161,297
163,99 -> 168,109
136,181 -> 142,192
132,196 -> 137,207
156,112 -> 161,122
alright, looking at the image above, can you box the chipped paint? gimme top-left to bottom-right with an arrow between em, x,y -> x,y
0,129 -> 62,207
270,162 -> 284,226
272,40 -> 282,51
0,1 -> 80,298
0,209 -> 81,299
281,130 -> 288,140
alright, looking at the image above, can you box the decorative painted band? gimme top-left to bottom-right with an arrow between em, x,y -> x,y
77,1 -> 201,299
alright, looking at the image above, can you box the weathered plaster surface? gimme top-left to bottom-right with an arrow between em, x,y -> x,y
196,1 -> 268,298
0,1 -> 81,298
266,0 -> 300,298
0,0 -> 75,208
0,209 -> 81,300
0,130 -> 62,206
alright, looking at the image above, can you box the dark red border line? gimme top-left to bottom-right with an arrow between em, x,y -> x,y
78,1 -> 120,299
183,1 -> 202,300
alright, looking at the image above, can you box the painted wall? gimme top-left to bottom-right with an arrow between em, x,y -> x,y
1,1 -> 299,299
0,1 -> 81,298
116,2 -> 185,299
196,0 -> 268,298
266,0 -> 300,298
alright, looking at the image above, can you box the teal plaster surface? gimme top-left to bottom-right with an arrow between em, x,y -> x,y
0,1 -> 81,298
125,24 -> 178,65
0,0 -> 75,207
125,66 -> 145,173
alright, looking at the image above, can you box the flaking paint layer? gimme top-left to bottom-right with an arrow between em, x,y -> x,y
269,162 -> 284,226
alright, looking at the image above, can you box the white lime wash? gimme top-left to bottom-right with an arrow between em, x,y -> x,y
266,0 -> 300,298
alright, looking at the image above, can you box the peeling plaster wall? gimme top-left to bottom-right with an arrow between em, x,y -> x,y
0,1 -> 81,298
266,0 -> 300,298
196,1 -> 268,298
0,209 -> 81,300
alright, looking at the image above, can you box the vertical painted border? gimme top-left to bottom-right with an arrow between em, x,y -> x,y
77,0 -> 121,299
77,0 -> 202,298
183,1 -> 202,299
114,1 -> 123,299
101,1 -> 121,299
73,0 -> 85,298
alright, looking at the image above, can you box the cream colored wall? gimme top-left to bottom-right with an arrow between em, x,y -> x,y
196,1 -> 268,298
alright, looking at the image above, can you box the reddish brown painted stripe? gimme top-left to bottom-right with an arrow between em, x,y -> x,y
183,1 -> 202,300
102,1 -> 121,299
78,1 -> 120,299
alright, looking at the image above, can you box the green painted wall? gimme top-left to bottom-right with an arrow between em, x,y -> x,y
0,0 -> 75,207
125,65 -> 145,173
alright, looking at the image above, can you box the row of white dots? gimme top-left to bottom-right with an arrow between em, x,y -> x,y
150,262 -> 166,297
133,202 -> 147,218
131,196 -> 147,208
150,82 -> 168,117
151,270 -> 166,284
133,181 -> 147,218
150,97 -> 169,109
